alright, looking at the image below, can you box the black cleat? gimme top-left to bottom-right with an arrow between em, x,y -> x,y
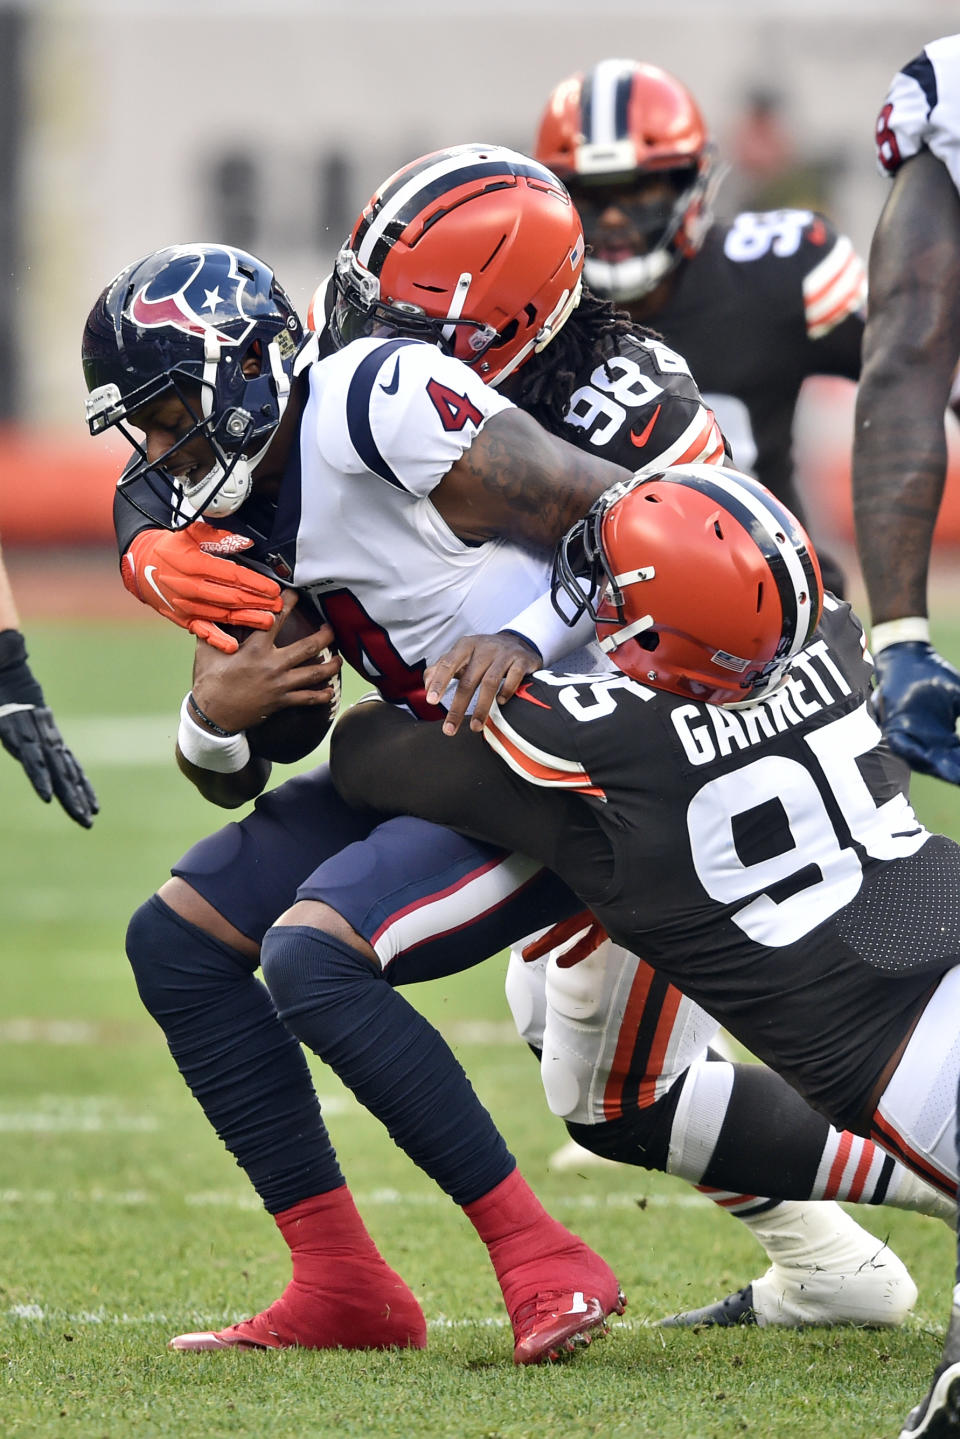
898,1361 -> 960,1438
660,1284 -> 759,1328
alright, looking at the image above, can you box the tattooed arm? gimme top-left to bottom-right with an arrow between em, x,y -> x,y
422,407 -> 630,732
431,406 -> 629,551
852,149 -> 960,783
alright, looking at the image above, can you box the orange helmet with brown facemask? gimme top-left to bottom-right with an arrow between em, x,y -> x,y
553,464 -> 823,707
534,59 -> 719,303
328,144 -> 584,387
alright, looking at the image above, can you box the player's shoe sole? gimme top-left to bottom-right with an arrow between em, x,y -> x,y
169,1330 -> 275,1352
167,1281 -> 428,1352
898,1362 -> 960,1438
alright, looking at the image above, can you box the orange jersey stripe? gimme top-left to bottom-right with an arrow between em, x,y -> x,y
484,713 -> 606,798
602,958 -> 655,1120
636,981 -> 685,1108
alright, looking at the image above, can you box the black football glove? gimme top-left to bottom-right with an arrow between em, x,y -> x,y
872,639 -> 960,785
0,629 -> 98,828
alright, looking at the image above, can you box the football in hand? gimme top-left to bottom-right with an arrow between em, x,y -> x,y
222,602 -> 341,764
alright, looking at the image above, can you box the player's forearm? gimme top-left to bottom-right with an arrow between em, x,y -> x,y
852,151 -> 960,625
175,746 -> 271,807
852,358 -> 947,624
175,693 -> 271,807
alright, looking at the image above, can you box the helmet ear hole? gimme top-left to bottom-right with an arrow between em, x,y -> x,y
241,340 -> 263,378
638,631 -> 659,652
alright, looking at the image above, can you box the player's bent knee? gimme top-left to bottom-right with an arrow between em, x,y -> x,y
272,899 -> 376,962
564,1077 -> 685,1173
544,945 -> 614,1023
260,922 -> 381,1035
505,947 -> 548,1048
156,876 -> 260,960
125,892 -> 259,1020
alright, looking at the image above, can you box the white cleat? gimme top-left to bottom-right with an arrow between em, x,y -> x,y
663,1201 -> 918,1329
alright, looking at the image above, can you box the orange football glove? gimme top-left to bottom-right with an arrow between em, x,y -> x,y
521,911 -> 609,969
121,523 -> 284,654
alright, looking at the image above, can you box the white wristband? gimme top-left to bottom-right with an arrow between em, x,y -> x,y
870,617 -> 930,654
176,695 -> 251,773
501,587 -> 597,669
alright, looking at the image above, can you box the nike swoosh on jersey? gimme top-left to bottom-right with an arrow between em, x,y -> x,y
143,564 -> 175,611
629,403 -> 662,448
380,358 -> 401,395
515,682 -> 551,709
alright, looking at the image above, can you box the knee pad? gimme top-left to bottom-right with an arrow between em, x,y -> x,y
505,946 -> 548,1049
544,941 -> 616,1023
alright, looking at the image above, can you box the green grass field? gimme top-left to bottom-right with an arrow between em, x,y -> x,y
2,610 -> 960,1439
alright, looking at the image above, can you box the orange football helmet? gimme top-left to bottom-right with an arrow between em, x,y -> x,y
534,59 -> 719,302
328,144 -> 584,386
553,463 -> 823,706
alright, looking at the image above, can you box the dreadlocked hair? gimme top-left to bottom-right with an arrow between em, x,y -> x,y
505,287 -> 657,434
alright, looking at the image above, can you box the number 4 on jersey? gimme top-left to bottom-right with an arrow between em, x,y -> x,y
427,378 -> 484,432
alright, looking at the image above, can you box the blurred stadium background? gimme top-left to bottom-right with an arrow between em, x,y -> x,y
3,8 -> 960,1434
2,0 -> 960,565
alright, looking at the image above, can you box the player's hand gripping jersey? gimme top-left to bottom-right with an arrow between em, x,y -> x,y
874,34 -> 960,192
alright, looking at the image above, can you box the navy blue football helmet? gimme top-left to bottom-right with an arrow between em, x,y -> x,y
82,243 -> 304,526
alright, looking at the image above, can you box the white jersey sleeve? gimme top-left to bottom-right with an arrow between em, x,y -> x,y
875,35 -> 960,195
308,336 -> 515,499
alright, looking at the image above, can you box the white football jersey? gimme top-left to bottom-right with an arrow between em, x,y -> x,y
875,34 -> 960,194
291,336 -> 602,714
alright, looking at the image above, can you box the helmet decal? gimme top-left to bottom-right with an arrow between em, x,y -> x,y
127,245 -> 255,346
82,242 -> 304,528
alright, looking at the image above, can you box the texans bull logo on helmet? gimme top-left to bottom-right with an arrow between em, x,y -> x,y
127,245 -> 258,348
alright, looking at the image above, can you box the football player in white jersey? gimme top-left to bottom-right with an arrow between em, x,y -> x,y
854,36 -> 960,796
329,464 -> 960,1438
85,156 -> 634,1363
0,542 -> 97,826
533,58 -> 866,600
86,146 -> 944,1353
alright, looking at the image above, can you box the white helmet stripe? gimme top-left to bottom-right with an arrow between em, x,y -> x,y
582,59 -> 634,145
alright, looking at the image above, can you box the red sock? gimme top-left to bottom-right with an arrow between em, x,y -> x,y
276,1186 -> 387,1271
463,1169 -> 582,1280
230,1186 -> 425,1349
